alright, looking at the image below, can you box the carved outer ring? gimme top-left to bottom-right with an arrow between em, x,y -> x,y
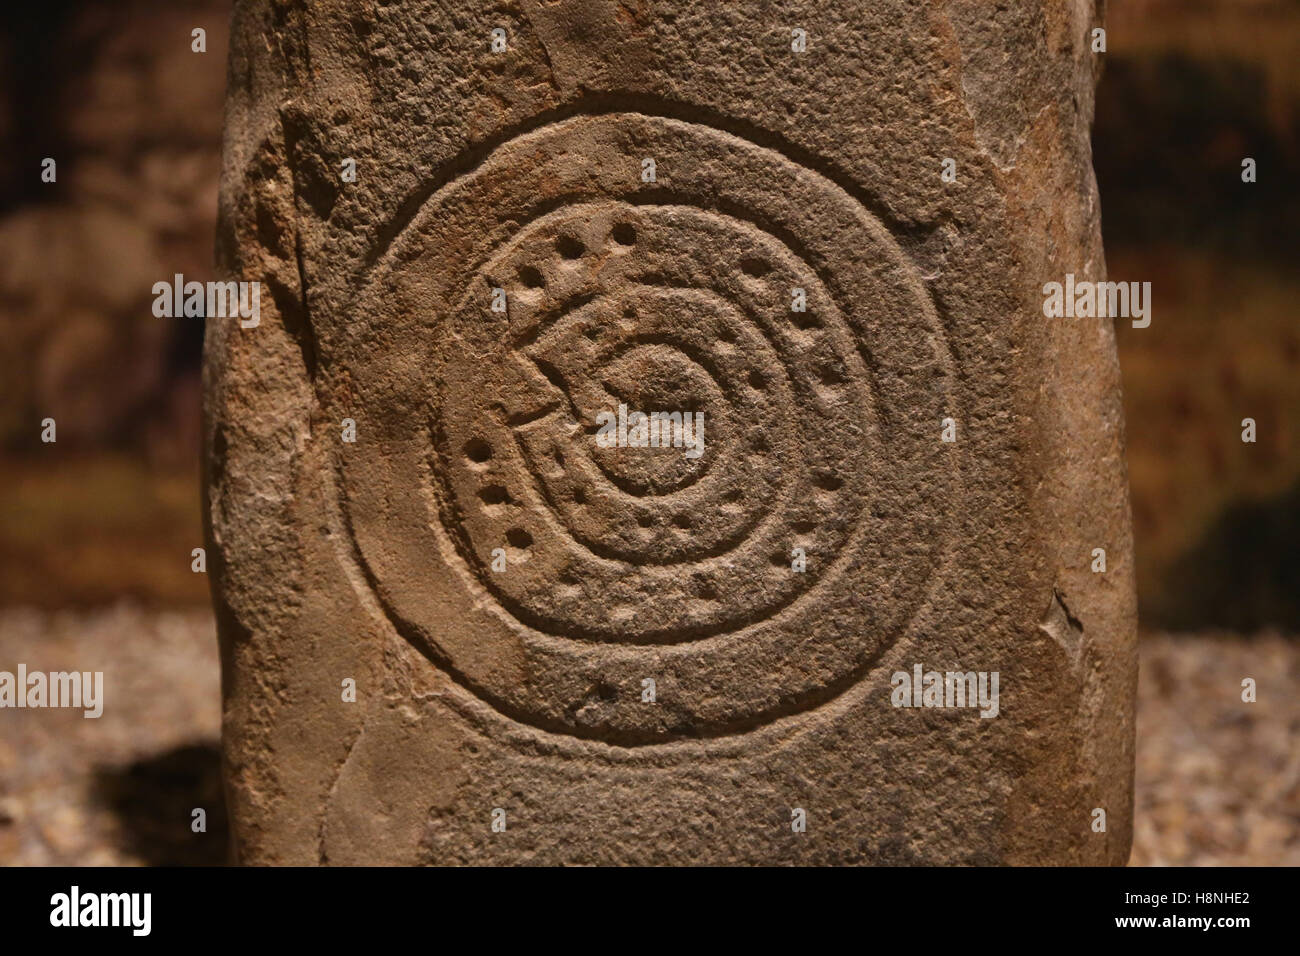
339,112 -> 957,744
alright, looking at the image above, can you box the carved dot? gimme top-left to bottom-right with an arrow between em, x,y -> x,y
479,485 -> 511,505
740,257 -> 772,278
812,472 -> 843,492
748,370 -> 765,389
610,222 -> 637,245
637,513 -> 654,528
673,514 -> 692,530
572,486 -> 587,504
556,235 -> 585,259
505,528 -> 533,549
518,265 -> 545,288
464,438 -> 493,463
793,312 -> 820,330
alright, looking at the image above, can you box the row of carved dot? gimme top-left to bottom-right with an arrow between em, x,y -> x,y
506,231 -> 818,331
469,436 -> 842,495
465,432 -> 841,563
469,437 -> 843,489
485,487 -> 827,570
478,476 -> 715,532
465,440 -> 529,549
508,535 -> 819,577
514,224 -> 638,287
486,517 -> 828,573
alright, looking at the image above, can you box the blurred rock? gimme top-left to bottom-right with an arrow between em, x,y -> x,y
0,0 -> 227,449
0,204 -> 168,444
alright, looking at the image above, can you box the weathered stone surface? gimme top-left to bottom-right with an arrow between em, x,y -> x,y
207,0 -> 1137,864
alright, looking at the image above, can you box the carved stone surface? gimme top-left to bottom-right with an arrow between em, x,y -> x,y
208,0 -> 1137,864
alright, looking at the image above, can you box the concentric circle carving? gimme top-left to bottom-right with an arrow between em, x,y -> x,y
341,112 -> 955,741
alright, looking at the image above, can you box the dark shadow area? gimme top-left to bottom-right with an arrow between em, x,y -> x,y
91,742 -> 229,866
0,1 -> 82,213
1149,479 -> 1300,632
1094,53 -> 1298,261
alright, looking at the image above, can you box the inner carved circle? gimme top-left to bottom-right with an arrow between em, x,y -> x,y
431,201 -> 871,643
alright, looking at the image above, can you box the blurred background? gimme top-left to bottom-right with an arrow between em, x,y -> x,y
0,0 -> 1296,865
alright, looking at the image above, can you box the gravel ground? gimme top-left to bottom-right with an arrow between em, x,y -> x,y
0,605 -> 223,865
0,606 -> 1296,865
1131,632 -> 1300,865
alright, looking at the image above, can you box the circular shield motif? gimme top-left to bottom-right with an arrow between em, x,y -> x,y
341,112 -> 955,742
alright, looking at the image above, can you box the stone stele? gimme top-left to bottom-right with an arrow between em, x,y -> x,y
206,0 -> 1137,865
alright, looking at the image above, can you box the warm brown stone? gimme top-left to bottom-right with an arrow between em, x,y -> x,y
207,0 -> 1137,864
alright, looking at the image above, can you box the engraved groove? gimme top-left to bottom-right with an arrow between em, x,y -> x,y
339,109 -> 958,741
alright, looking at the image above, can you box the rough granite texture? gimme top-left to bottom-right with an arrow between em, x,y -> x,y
206,0 -> 1137,864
